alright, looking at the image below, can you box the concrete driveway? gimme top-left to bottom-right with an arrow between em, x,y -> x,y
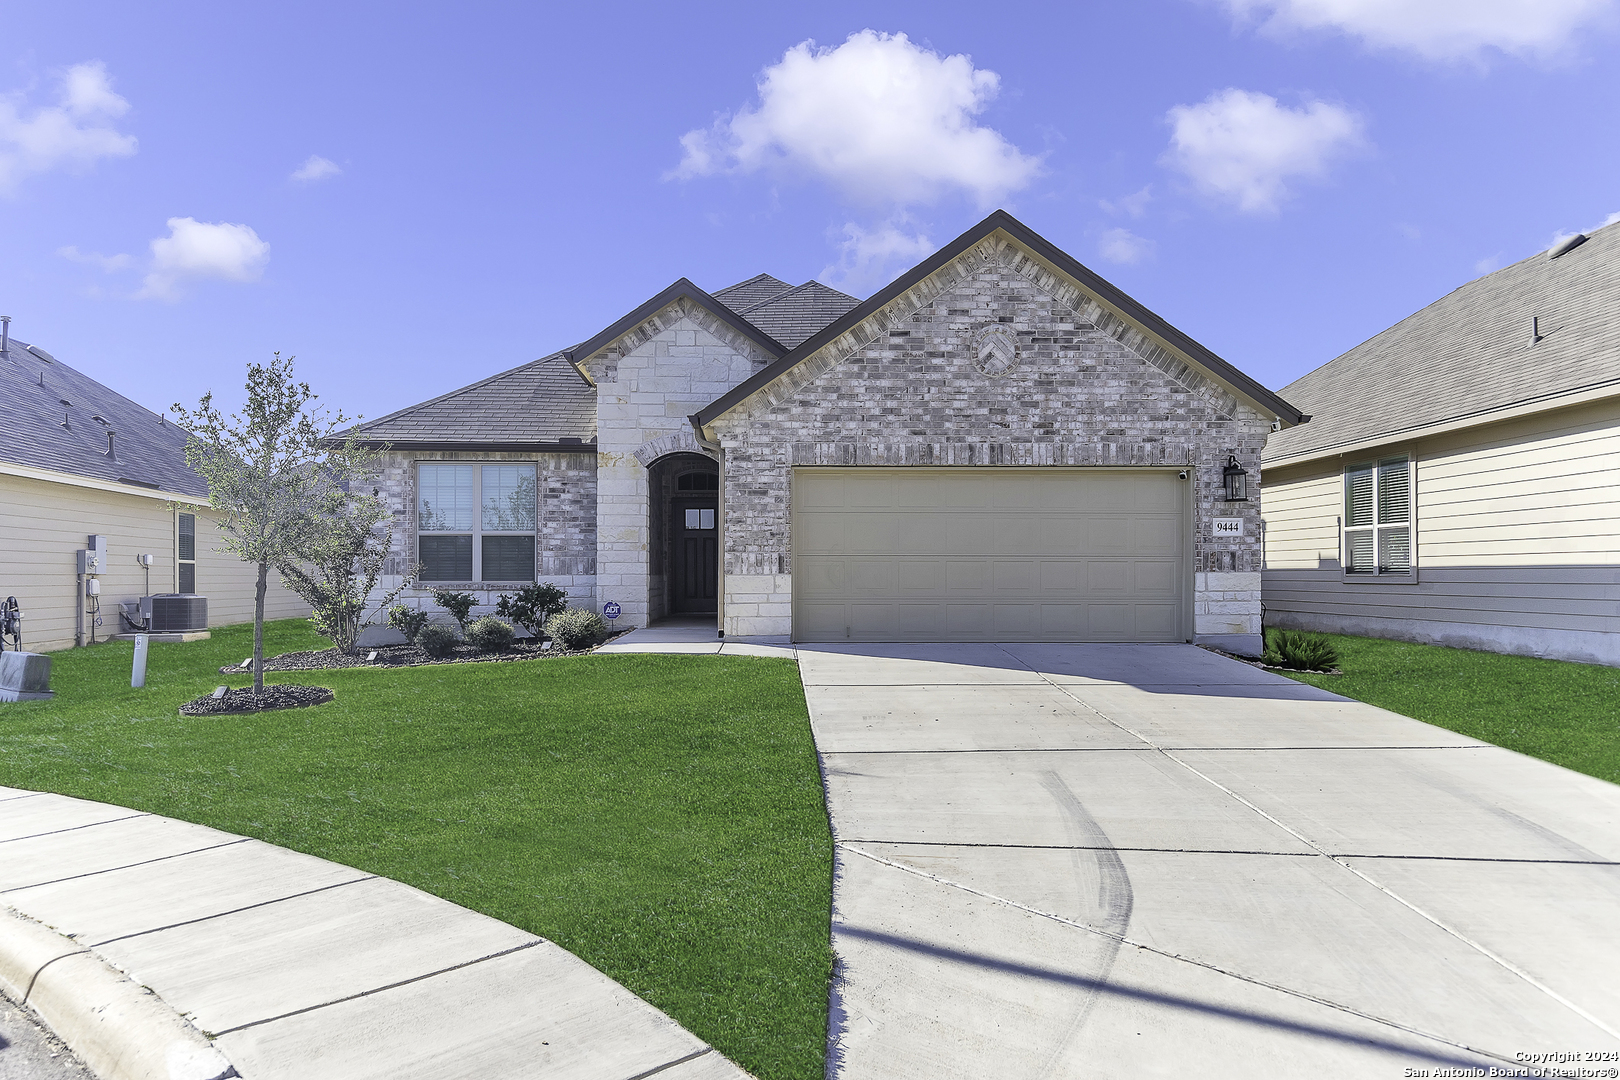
799,642 -> 1620,1078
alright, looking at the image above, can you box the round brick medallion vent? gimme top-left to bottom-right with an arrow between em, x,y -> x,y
970,323 -> 1020,377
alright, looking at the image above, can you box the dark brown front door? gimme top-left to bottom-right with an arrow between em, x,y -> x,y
672,498 -> 717,614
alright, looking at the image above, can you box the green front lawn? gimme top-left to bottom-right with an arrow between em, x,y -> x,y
1277,633 -> 1620,784
0,620 -> 832,1080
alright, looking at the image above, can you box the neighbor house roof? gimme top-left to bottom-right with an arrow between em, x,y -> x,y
1265,220 -> 1620,466
693,209 -> 1305,431
0,336 -> 208,498
345,351 -> 597,449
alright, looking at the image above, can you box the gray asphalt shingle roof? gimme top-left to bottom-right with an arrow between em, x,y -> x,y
0,338 -> 208,498
346,351 -> 596,446
1266,220 -> 1620,463
729,280 -> 862,348
711,273 -> 794,312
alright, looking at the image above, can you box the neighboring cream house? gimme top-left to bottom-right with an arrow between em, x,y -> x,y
0,331 -> 308,652
1263,222 -> 1620,666
352,211 -> 1305,652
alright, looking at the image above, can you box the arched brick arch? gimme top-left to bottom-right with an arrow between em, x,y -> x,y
632,430 -> 718,468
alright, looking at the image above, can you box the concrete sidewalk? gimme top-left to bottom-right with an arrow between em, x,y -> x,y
596,617 -> 794,659
0,787 -> 749,1080
801,642 -> 1620,1077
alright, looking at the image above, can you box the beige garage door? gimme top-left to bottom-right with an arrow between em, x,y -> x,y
791,467 -> 1188,642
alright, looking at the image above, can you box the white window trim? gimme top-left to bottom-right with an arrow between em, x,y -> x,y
415,460 -> 539,585
1340,451 -> 1418,583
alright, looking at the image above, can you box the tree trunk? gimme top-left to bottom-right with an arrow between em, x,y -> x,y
253,559 -> 268,694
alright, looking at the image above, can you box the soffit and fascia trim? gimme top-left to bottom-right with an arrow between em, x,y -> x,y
0,459 -> 203,504
1262,377 -> 1620,471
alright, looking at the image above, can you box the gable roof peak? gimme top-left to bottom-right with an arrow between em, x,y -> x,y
693,209 -> 1303,430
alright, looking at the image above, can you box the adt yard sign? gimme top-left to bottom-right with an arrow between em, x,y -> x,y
603,602 -> 621,620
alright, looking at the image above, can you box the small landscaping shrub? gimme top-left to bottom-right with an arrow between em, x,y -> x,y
544,608 -> 608,650
387,604 -> 431,644
430,589 -> 476,634
1263,628 -> 1340,672
416,622 -> 460,658
465,616 -> 516,652
495,581 -> 568,635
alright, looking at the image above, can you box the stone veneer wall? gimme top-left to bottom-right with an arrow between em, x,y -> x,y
367,448 -> 597,627
708,237 -> 1274,646
581,300 -> 772,629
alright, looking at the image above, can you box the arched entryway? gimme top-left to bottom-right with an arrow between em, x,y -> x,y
647,452 -> 719,622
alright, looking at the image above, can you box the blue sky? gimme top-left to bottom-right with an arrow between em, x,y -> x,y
3,1 -> 1616,422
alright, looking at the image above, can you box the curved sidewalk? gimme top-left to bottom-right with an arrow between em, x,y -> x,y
0,787 -> 748,1080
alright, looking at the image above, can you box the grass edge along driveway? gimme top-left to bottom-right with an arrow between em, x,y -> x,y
1276,632 -> 1620,786
0,619 -> 833,1080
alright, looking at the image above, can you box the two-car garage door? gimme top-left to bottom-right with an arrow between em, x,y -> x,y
791,467 -> 1188,642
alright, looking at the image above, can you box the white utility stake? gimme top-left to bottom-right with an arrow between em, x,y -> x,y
132,634 -> 149,689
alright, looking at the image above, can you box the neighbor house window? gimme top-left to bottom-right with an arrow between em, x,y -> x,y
177,512 -> 196,593
1344,456 -> 1411,575
417,463 -> 537,582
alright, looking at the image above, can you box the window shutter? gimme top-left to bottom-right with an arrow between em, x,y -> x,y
1378,458 -> 1410,524
1346,466 -> 1374,527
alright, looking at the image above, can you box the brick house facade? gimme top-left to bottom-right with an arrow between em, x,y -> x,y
351,211 -> 1303,653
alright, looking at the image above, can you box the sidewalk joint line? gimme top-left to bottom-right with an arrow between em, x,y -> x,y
992,644 -> 1620,1043
1,838 -> 252,894
0,792 -> 46,803
88,875 -> 378,947
0,813 -> 149,845
210,938 -> 546,1037
840,841 -> 1517,1067
837,839 -> 1319,856
622,1047 -> 714,1080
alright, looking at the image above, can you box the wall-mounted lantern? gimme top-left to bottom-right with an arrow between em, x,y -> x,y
1222,455 -> 1248,501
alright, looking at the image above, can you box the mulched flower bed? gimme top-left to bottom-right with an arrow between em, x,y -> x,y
180,684 -> 334,716
217,633 -> 629,676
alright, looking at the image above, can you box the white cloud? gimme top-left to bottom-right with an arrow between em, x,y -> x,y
1098,228 -> 1155,265
1547,211 -> 1620,252
1473,252 -> 1505,275
139,217 -> 270,300
1100,186 -> 1153,218
820,219 -> 937,296
1162,89 -> 1366,214
0,61 -> 136,193
1215,0 -> 1614,61
291,154 -> 341,182
58,244 -> 133,272
672,30 -> 1040,207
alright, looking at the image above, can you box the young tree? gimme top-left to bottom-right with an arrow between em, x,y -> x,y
275,486 -> 416,655
172,353 -> 372,693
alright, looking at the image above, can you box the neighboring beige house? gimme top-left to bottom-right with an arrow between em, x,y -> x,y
1263,221 -> 1620,666
351,211 -> 1305,652
0,330 -> 308,653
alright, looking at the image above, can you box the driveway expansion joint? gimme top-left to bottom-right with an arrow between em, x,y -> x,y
839,841 -> 1519,1068
0,813 -> 149,845
986,643 -> 1620,1044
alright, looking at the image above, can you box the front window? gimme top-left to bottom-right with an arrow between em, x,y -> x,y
417,463 -> 537,582
1344,456 -> 1411,575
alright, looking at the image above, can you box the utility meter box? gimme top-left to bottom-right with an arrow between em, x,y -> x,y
78,535 -> 107,576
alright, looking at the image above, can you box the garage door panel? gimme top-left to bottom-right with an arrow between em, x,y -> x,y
792,468 -> 1186,642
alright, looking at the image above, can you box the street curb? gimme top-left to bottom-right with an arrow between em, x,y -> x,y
0,904 -> 237,1080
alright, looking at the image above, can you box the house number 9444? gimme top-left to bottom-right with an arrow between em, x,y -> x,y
1212,518 -> 1245,538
